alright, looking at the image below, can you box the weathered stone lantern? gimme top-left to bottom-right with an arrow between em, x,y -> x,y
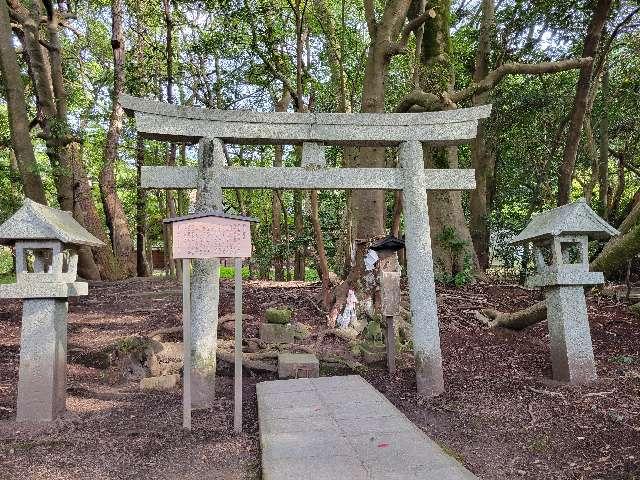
0,199 -> 104,421
511,198 -> 619,384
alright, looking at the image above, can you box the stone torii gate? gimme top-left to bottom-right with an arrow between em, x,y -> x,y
122,94 -> 491,398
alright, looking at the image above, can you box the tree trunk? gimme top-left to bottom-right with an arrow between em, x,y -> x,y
272,90 -> 291,281
418,0 -> 479,278
310,190 -> 331,306
163,0 -> 180,281
99,0 -> 136,277
12,0 -> 73,211
598,66 -> 610,218
469,0 -> 495,271
328,0 -> 415,323
69,143 -> 119,281
0,0 -> 47,204
11,0 -> 111,277
136,136 -> 151,277
557,0 -> 612,205
293,189 -> 305,280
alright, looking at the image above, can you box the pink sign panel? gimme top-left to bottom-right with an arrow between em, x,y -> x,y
171,216 -> 252,259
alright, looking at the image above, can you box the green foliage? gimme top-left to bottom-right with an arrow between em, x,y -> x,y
437,226 -> 473,286
115,336 -> 150,354
219,266 -> 250,280
364,321 -> 383,344
610,355 -> 637,365
0,247 -> 13,275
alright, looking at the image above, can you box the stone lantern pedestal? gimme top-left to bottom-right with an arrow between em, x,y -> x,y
528,270 -> 604,384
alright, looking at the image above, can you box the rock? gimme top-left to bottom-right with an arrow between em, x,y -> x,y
278,353 -> 319,379
361,342 -> 386,364
140,374 -> 180,391
291,323 -> 311,340
607,410 -> 625,424
156,342 -> 183,362
265,308 -> 292,325
219,313 -> 255,324
259,323 -> 294,344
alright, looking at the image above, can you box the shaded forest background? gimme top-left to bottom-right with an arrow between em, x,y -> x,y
0,0 -> 639,299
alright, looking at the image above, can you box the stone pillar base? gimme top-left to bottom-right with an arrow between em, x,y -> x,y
545,286 -> 597,384
17,298 -> 68,422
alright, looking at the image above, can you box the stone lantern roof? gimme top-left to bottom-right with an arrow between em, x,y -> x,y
510,198 -> 619,245
0,199 -> 104,247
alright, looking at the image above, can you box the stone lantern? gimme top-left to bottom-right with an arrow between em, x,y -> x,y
511,198 -> 619,384
0,199 -> 104,421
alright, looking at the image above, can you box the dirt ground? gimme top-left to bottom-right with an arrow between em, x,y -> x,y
0,277 -> 639,480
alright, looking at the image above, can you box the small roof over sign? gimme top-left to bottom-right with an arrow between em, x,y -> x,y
0,199 -> 105,247
163,210 -> 259,224
370,235 -> 405,252
510,198 -> 619,245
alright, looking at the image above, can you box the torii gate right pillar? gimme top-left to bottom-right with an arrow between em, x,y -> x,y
400,141 -> 444,396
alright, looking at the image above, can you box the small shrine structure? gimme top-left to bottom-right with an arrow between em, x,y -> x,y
511,198 -> 619,383
0,199 -> 104,421
164,210 -> 257,432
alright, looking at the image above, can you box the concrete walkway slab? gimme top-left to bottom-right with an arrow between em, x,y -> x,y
257,375 -> 478,480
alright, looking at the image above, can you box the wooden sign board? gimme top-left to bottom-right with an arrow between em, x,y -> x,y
170,216 -> 252,259
380,271 -> 401,317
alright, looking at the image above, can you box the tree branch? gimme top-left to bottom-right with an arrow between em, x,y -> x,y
249,29 -> 299,109
392,7 -> 434,54
396,57 -> 593,112
364,0 -> 376,38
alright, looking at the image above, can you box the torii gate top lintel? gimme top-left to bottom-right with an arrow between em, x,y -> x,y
121,94 -> 491,147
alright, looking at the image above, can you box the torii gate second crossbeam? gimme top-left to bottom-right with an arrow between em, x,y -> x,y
122,94 -> 492,398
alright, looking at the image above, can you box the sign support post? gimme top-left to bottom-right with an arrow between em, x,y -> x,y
234,257 -> 243,433
182,259 -> 192,430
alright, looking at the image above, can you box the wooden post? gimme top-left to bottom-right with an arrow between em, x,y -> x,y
182,259 -> 192,430
380,271 -> 401,376
234,257 -> 243,434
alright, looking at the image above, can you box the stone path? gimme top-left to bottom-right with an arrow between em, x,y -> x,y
257,375 -> 478,479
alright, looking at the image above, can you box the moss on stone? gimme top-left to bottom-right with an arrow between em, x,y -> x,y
265,307 -> 293,325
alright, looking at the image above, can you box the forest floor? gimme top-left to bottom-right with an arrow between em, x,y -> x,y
0,277 -> 639,480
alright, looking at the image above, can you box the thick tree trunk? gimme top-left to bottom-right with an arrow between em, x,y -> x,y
0,0 -> 47,204
469,0 -> 495,271
328,0 -> 415,323
69,144 -> 119,281
99,0 -> 136,277
12,0 -> 73,211
557,0 -> 612,205
11,0 -> 113,277
419,0 -> 479,278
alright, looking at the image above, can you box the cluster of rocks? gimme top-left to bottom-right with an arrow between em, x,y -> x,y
140,340 -> 183,391
258,308 -> 295,343
258,308 -> 319,379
